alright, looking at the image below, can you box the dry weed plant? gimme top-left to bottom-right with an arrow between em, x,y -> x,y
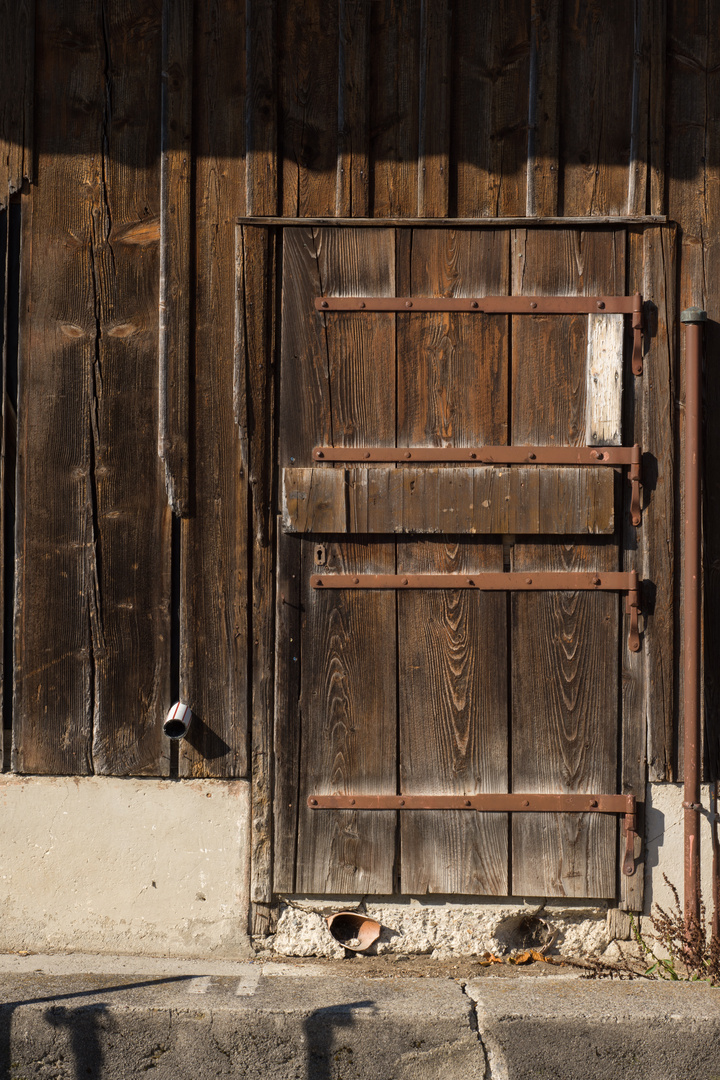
629,874 -> 720,984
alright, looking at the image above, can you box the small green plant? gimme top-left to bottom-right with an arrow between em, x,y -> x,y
629,874 -> 720,985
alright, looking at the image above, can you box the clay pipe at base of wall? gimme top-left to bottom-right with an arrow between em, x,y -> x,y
681,307 -> 706,932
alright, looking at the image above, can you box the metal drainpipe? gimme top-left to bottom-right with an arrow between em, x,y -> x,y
681,306 -> 706,929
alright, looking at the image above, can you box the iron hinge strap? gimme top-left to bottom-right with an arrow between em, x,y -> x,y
311,570 -> 641,653
315,294 -> 644,376
312,444 -> 643,527
307,793 -> 638,877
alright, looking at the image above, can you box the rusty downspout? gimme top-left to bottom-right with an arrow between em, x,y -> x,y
681,306 -> 706,930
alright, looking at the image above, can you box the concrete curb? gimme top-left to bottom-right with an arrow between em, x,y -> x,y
466,977 -> 720,1080
0,966 -> 483,1079
1,960 -> 720,1078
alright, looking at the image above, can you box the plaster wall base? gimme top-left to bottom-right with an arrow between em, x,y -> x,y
0,775 -> 251,959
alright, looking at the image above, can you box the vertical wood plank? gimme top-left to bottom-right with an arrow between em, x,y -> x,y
560,0 -> 635,216
370,0 -> 421,217
279,0 -> 339,217
396,228 -> 510,894
16,0 -> 170,776
240,225 -> 277,905
336,0 -> 370,217
159,0 -> 192,516
526,0 -> 560,217
279,227 -> 398,894
246,0 -> 277,216
245,0 -> 279,928
510,228 -> 623,898
648,0 -> 666,216
665,2 -> 715,780
273,523 -> 302,893
586,314 -> 624,446
0,0 -> 34,203
452,0 -> 531,217
417,0 -> 451,218
180,0 -> 248,778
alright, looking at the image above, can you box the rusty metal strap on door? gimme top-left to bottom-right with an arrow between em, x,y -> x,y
314,293 -> 644,374
311,570 -> 641,653
312,444 -> 643,526
307,793 -> 638,877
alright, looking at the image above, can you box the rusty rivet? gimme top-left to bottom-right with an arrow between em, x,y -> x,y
468,579 -> 475,586
359,302 -> 366,309
597,301 -> 605,309
405,300 -> 413,308
405,452 -> 412,459
470,452 -> 477,459
526,577 -> 533,585
523,800 -> 530,807
402,578 -> 409,586
590,800 -> 598,808
350,799 -> 356,805
321,300 -> 329,308
592,576 -> 601,586
465,799 -> 472,806
399,799 -> 405,806
316,578 -> 323,586
471,301 -> 479,309
364,451 -> 371,458
316,450 -> 324,458
528,452 -> 536,460
353,577 -> 360,584
530,301 -> 537,309
310,798 -> 318,805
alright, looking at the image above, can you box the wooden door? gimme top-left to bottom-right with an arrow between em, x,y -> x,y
269,223 -> 675,905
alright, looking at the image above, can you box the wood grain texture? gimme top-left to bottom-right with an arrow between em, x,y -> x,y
526,0 -> 560,216
336,0 -> 370,217
180,0 -> 248,778
158,0 -> 192,516
273,525 -> 302,893
0,0 -> 34,203
369,0 -> 421,217
637,228 -> 676,786
240,226 -> 278,901
245,0 -> 277,216
510,228 -> 623,897
15,0 -> 170,776
396,227 -> 509,894
417,0 -> 451,218
666,1 -> 718,782
282,466 -> 616,535
586,313 -> 623,445
560,0 -> 635,216
279,0 -> 338,216
280,226 -> 397,893
452,0 -> 531,217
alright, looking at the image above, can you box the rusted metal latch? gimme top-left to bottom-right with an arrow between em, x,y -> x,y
312,444 -> 643,527
315,294 -> 645,376
311,570 -> 642,653
307,793 -> 639,877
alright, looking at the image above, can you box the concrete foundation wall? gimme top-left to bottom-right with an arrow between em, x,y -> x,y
0,776 -> 251,958
0,776 -> 713,959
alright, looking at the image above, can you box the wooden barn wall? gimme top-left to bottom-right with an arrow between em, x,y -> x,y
0,0 -> 719,820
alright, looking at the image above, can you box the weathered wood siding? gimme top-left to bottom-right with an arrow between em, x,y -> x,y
0,0 -> 717,912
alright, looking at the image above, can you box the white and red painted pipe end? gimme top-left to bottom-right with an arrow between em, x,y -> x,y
163,701 -> 193,740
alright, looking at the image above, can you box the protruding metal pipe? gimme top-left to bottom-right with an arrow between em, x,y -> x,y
163,701 -> 193,741
681,306 -> 706,929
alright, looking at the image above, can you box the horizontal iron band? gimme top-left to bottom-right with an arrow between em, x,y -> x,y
315,294 -> 642,316
307,794 -> 635,814
311,571 -> 638,591
312,445 -> 641,466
